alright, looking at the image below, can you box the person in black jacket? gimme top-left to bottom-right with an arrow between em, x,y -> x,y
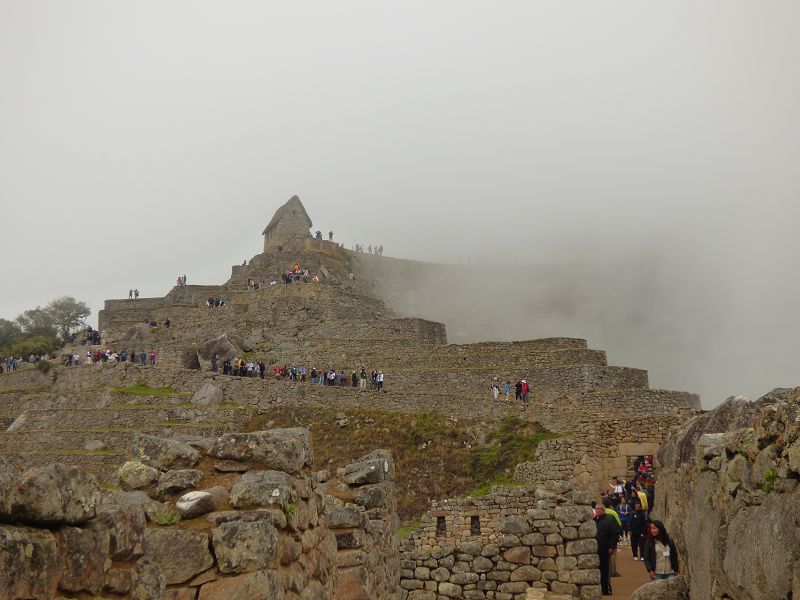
595,505 -> 620,595
643,520 -> 679,580
629,502 -> 649,560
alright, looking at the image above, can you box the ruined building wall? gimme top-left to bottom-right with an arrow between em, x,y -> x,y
399,485 -> 602,600
0,428 -> 400,600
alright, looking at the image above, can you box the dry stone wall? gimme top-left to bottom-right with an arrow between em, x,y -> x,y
0,428 -> 400,600
399,485 -> 602,600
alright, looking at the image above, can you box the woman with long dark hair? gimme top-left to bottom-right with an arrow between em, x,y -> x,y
643,520 -> 679,580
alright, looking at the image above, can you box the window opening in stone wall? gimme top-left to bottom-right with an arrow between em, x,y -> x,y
436,516 -> 446,536
470,516 -> 480,536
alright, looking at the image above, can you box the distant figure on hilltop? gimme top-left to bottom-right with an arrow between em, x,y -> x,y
315,230 -> 322,240
128,289 -> 133,300
328,230 -> 333,241
134,289 -> 139,299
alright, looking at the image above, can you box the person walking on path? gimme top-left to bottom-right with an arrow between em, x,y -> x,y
618,496 -> 632,541
643,520 -> 679,581
503,381 -> 511,400
629,502 -> 649,561
521,379 -> 530,404
360,367 -> 367,390
514,380 -> 522,401
376,371 -> 384,391
490,378 -> 500,400
594,504 -> 620,596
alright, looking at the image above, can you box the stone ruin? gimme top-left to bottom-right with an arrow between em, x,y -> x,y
0,196 -> 715,599
400,485 -> 602,600
0,428 -> 398,600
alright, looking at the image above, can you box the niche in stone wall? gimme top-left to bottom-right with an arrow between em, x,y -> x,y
470,515 -> 480,536
436,516 -> 446,536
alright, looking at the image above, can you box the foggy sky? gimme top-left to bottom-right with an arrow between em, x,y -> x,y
1,2 -> 799,406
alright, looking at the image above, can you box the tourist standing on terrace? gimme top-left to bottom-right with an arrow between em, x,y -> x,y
490,378 -> 499,400
503,381 -> 511,400
360,367 -> 367,390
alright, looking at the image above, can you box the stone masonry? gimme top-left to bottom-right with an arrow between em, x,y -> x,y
0,428 -> 400,600
400,484 -> 601,600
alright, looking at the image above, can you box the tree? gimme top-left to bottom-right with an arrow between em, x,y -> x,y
11,335 -> 55,357
15,307 -> 57,341
45,296 -> 90,343
0,318 -> 22,348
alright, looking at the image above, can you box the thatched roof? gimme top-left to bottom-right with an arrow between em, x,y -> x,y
262,195 -> 312,235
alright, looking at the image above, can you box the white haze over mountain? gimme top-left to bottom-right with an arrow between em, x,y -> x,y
1,2 -> 798,406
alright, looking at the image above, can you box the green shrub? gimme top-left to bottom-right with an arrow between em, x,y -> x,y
762,468 -> 777,493
151,511 -> 180,526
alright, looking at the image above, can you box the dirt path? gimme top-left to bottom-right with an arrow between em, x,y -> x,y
608,539 -> 651,598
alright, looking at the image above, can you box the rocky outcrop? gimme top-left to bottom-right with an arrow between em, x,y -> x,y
0,428 -> 401,599
654,389 -> 800,600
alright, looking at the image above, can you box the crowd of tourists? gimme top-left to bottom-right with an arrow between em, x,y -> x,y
353,244 -> 384,255
0,356 -> 23,373
175,275 -> 187,287
206,296 -> 227,309
209,357 -> 386,390
489,378 -> 532,403
592,455 -> 678,595
63,349 -> 159,367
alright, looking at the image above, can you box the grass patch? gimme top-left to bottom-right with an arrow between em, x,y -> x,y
398,518 -> 422,539
247,407 -> 560,520
111,383 -> 191,398
470,416 -> 555,483
151,511 -> 181,526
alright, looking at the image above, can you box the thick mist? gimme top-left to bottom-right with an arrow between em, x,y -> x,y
1,2 -> 799,407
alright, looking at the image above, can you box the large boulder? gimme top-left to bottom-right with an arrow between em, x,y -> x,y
197,569 -> 283,600
211,520 -> 278,573
56,521 -> 111,594
11,463 -> 98,524
96,503 -> 147,560
191,383 -> 225,406
209,428 -> 312,473
118,460 -> 161,491
155,469 -> 203,498
142,529 -> 214,585
130,434 -> 201,471
230,471 -> 297,509
630,575 -> 688,600
129,558 -> 166,600
196,334 -> 247,363
0,525 -> 59,599
343,450 -> 394,486
176,487 -> 228,519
